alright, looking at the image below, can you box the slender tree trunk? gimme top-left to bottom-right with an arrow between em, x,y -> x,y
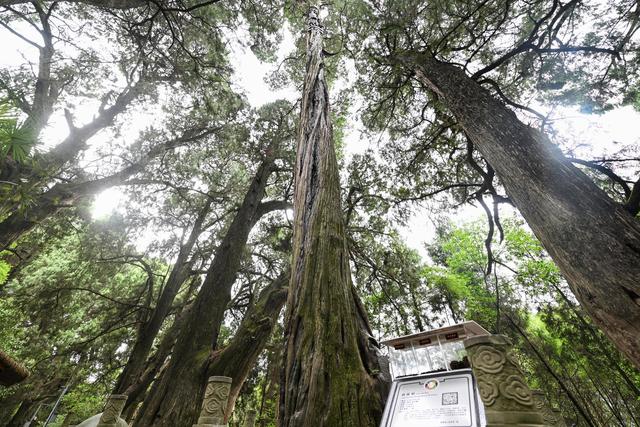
113,200 -> 211,399
550,281 -> 640,397
122,301 -> 193,419
259,330 -> 282,427
401,52 -> 640,369
408,279 -> 425,331
133,153 -> 278,427
280,7 -> 388,427
207,268 -> 289,420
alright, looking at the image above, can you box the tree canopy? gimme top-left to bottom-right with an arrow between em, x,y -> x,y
0,1 -> 638,426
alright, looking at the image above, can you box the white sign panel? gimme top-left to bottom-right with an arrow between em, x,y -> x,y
382,371 -> 480,427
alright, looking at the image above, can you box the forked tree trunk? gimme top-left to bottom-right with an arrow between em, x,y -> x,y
208,268 -> 289,420
113,200 -> 211,400
280,7 -> 388,427
121,303 -> 188,419
400,52 -> 640,369
133,152 -> 279,427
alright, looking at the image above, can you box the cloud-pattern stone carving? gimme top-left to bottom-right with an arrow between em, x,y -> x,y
97,394 -> 127,427
202,380 -> 230,417
100,402 -> 118,423
477,377 -> 499,406
499,375 -> 533,406
195,376 -> 232,426
464,334 -> 546,425
470,345 -> 506,374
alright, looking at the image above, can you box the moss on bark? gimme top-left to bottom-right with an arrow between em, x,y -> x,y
280,6 -> 388,427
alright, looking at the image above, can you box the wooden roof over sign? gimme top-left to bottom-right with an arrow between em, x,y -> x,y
0,349 -> 29,387
380,321 -> 490,349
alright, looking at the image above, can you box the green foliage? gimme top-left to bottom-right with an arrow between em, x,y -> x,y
0,100 -> 34,163
0,2 -> 638,426
352,212 -> 639,426
0,256 -> 9,285
431,219 -> 640,426
0,224 -> 165,423
332,113 -> 347,161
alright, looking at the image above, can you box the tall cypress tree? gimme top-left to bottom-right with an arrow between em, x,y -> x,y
280,6 -> 388,426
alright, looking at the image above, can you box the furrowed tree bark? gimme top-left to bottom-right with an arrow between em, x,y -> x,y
207,268 -> 289,421
280,7 -> 388,427
400,51 -> 640,369
132,149 -> 281,427
113,199 -> 211,401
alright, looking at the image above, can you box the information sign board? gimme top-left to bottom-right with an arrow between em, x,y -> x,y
380,369 -> 484,427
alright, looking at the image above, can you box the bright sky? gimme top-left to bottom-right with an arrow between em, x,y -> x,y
1,12 -> 639,257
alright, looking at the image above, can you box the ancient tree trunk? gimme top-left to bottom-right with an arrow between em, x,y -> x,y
280,7 -> 388,427
207,269 -> 289,420
402,52 -> 640,368
133,153 -> 278,427
0,395 -> 22,425
113,200 -> 211,399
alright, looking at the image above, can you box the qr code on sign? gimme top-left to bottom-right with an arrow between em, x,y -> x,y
442,392 -> 458,405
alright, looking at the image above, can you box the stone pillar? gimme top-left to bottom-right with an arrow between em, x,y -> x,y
464,335 -> 547,426
243,409 -> 257,427
193,376 -> 232,427
97,395 -> 127,427
532,391 -> 567,427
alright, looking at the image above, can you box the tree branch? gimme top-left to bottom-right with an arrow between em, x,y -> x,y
253,200 -> 292,221
569,158 -> 631,198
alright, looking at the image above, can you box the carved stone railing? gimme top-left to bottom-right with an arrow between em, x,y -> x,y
96,394 -> 128,427
464,335 -> 547,426
532,390 -> 567,427
193,376 -> 232,427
